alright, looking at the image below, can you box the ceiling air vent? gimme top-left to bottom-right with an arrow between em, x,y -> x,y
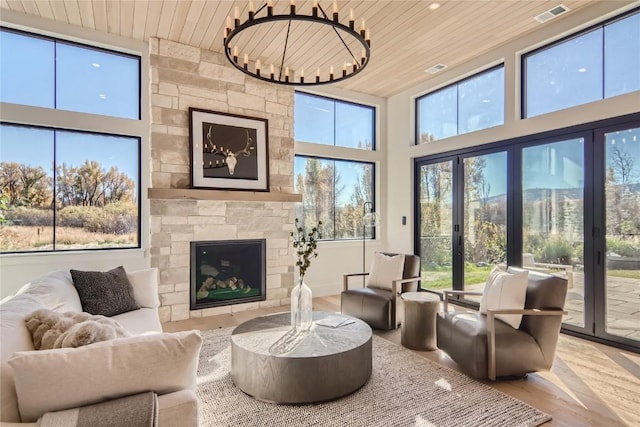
535,4 -> 570,23
426,63 -> 447,74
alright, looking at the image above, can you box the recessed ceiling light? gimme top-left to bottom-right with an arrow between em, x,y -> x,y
578,67 -> 587,73
425,63 -> 447,74
429,3 -> 441,10
98,94 -> 107,99
92,63 -> 101,68
481,99 -> 491,103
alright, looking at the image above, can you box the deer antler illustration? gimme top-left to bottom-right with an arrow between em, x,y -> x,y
202,126 -> 255,175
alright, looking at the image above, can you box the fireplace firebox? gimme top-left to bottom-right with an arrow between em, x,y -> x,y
190,239 -> 266,310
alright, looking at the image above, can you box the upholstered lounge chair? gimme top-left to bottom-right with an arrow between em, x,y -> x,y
436,268 -> 567,380
341,253 -> 420,330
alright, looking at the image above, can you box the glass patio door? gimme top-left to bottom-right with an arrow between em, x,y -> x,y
462,151 -> 507,300
522,138 -> 586,329
416,159 -> 454,291
600,126 -> 640,344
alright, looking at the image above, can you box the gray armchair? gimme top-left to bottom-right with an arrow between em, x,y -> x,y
436,268 -> 567,380
341,253 -> 420,330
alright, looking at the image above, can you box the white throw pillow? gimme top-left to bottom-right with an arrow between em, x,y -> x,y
366,253 -> 405,291
480,267 -> 529,329
16,270 -> 82,313
126,268 -> 161,309
9,330 -> 202,422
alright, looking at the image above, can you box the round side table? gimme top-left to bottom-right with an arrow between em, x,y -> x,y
401,291 -> 441,351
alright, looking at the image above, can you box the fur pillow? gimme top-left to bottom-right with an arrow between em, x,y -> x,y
25,308 -> 131,350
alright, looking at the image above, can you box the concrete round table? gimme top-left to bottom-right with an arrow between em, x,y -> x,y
230,311 -> 372,404
401,291 -> 441,351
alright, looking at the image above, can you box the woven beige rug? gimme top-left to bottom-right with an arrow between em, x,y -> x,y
197,327 -> 551,427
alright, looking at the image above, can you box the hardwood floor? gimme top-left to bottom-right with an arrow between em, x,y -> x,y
163,295 -> 640,427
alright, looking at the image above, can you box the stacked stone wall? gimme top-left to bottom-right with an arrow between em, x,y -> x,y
149,38 -> 295,322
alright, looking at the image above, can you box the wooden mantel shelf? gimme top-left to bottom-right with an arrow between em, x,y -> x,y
148,188 -> 302,202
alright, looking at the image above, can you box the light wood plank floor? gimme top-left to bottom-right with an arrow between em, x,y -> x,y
163,295 -> 640,427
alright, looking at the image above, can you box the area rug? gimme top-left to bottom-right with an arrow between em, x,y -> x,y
197,327 -> 551,427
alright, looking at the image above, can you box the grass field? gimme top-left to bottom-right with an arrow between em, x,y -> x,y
420,264 -> 639,289
0,225 -> 136,251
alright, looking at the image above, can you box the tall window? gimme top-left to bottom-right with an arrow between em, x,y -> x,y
294,92 -> 376,240
0,28 -> 141,253
523,10 -> 639,118
416,65 -> 504,144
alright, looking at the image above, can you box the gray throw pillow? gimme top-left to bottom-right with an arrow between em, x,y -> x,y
70,266 -> 140,317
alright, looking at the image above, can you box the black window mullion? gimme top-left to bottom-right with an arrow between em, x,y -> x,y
601,27 -> 605,100
507,145 -> 523,266
452,155 -> 465,291
52,130 -> 57,250
584,129 -> 599,336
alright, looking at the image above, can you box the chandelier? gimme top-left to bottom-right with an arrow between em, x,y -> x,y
223,0 -> 371,86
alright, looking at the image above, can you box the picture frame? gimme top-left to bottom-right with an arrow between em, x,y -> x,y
189,107 -> 269,191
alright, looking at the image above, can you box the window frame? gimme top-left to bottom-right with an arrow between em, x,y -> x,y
0,18 -> 148,256
294,91 -> 376,151
521,7 -> 640,119
294,90 -> 380,242
293,154 -> 377,241
0,122 -> 142,254
1,27 -> 142,120
414,64 -> 505,145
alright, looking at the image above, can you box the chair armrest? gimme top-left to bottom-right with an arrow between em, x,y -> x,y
343,272 -> 369,291
442,290 -> 483,312
390,277 -> 421,301
486,308 -> 566,380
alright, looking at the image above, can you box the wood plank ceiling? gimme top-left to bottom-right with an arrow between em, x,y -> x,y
0,1 -> 622,98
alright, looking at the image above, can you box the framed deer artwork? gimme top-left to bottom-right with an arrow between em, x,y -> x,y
188,108 -> 269,191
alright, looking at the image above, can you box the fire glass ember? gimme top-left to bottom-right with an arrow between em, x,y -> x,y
190,239 -> 266,310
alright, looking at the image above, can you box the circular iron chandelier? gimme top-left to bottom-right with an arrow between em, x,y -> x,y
223,0 -> 371,86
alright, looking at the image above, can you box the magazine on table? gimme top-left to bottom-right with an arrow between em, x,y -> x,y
315,315 -> 356,328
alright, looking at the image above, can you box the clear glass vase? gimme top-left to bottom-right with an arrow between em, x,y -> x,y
291,278 -> 313,331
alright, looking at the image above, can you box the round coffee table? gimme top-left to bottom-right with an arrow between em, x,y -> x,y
401,291 -> 441,351
231,311 -> 372,403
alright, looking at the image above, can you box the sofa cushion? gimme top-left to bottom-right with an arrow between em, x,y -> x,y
111,307 -> 163,335
366,252 -> 405,291
71,266 -> 139,317
0,294 -> 43,423
9,330 -> 202,422
16,270 -> 82,313
126,268 -> 160,309
479,267 -> 529,329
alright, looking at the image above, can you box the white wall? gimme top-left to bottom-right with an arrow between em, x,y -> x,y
386,1 -> 640,255
0,11 -> 151,297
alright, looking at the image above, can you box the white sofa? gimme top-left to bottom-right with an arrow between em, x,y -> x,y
0,268 -> 200,426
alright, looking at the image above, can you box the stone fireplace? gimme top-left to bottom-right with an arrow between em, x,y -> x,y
190,239 -> 266,310
148,37 -> 297,323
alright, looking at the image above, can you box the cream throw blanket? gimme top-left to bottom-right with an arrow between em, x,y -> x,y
37,392 -> 158,427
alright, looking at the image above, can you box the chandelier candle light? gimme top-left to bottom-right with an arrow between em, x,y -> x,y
223,0 -> 371,86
